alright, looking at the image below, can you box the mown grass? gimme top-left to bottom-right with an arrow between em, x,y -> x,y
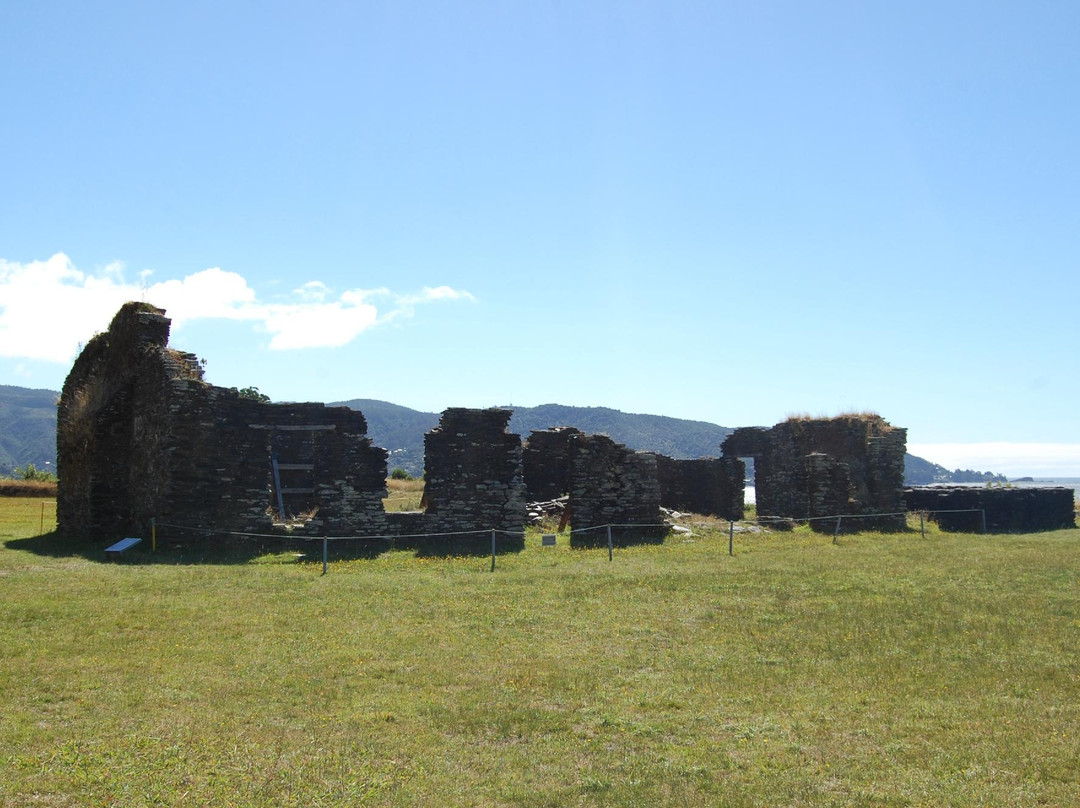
2,498 -> 1078,806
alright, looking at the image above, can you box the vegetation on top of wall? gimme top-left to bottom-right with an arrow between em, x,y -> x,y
230,386 -> 271,403
785,411 -> 890,426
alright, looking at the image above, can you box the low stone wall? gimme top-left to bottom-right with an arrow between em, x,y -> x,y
568,434 -> 667,547
653,455 -> 744,519
904,486 -> 1076,532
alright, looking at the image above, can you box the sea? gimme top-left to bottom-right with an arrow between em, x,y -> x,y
1001,477 -> 1080,501
744,478 -> 1080,506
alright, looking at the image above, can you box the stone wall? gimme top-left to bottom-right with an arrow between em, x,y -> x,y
57,302 -> 389,545
416,407 -> 526,552
723,414 -> 907,531
904,486 -> 1076,532
567,434 -> 667,546
653,455 -> 745,519
522,427 -> 581,500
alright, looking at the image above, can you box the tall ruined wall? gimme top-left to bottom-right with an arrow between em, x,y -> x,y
58,303 -> 181,540
57,301 -> 388,544
568,434 -> 666,546
723,415 -> 907,530
419,408 -> 526,550
522,426 -> 581,501
904,486 -> 1075,532
653,455 -> 745,519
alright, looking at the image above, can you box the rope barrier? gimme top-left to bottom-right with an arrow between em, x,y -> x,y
149,507 -> 997,573
155,509 -> 981,543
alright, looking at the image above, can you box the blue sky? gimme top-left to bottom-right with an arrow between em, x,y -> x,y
2,2 -> 1077,475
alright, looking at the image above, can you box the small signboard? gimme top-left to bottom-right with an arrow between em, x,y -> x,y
541,534 -> 557,547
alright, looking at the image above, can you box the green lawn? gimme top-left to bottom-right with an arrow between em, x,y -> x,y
2,498 -> 1078,806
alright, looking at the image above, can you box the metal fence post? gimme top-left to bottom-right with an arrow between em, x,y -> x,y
322,537 -> 328,576
607,525 -> 613,561
833,515 -> 842,544
729,520 -> 734,556
981,509 -> 987,534
491,529 -> 496,572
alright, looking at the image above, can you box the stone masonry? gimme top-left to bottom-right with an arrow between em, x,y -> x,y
57,302 -> 389,544
904,486 -> 1075,532
522,426 -> 581,500
723,414 -> 907,532
567,433 -> 667,546
652,454 -> 745,519
414,407 -> 527,552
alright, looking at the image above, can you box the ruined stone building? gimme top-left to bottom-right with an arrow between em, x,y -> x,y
58,301 -> 533,553
523,428 -> 669,545
60,305 -> 928,552
652,455 -> 745,520
722,414 -> 907,531
522,426 -> 581,501
404,407 -> 527,552
904,486 -> 1075,532
57,303 -> 391,544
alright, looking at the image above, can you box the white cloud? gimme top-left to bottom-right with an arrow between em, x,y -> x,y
293,280 -> 330,303
146,267 -> 260,322
0,253 -> 474,361
263,300 -> 379,350
908,443 -> 1080,478
416,285 -> 477,302
381,284 -> 477,323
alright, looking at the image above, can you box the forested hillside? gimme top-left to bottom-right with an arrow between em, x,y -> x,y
0,385 -> 58,475
0,387 -> 1005,484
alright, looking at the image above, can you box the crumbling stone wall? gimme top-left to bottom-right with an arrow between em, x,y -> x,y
417,407 -> 526,551
567,434 -> 667,546
523,426 -> 581,500
653,455 -> 745,519
904,486 -> 1075,532
57,302 -> 389,544
723,414 -> 907,531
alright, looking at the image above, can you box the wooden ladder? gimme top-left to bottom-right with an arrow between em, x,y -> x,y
250,423 -> 336,521
271,453 -> 316,521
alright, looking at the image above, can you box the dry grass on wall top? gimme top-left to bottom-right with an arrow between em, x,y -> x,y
785,410 -> 888,425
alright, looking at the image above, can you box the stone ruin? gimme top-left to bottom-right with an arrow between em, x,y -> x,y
722,414 -> 908,532
904,486 -> 1076,532
57,303 -> 392,545
405,407 -> 526,552
523,428 -> 669,546
57,302 -> 528,553
568,434 -> 668,546
652,455 -> 745,520
75,304 -> 1057,550
522,426 -> 581,501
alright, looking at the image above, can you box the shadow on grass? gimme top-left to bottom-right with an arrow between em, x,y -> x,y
3,531 -> 391,565
400,534 -> 526,558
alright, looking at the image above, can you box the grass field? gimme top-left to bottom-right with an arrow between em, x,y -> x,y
382,477 -> 425,512
2,497 -> 1078,806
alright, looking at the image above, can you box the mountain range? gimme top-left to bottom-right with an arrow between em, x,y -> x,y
0,386 -> 1001,484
